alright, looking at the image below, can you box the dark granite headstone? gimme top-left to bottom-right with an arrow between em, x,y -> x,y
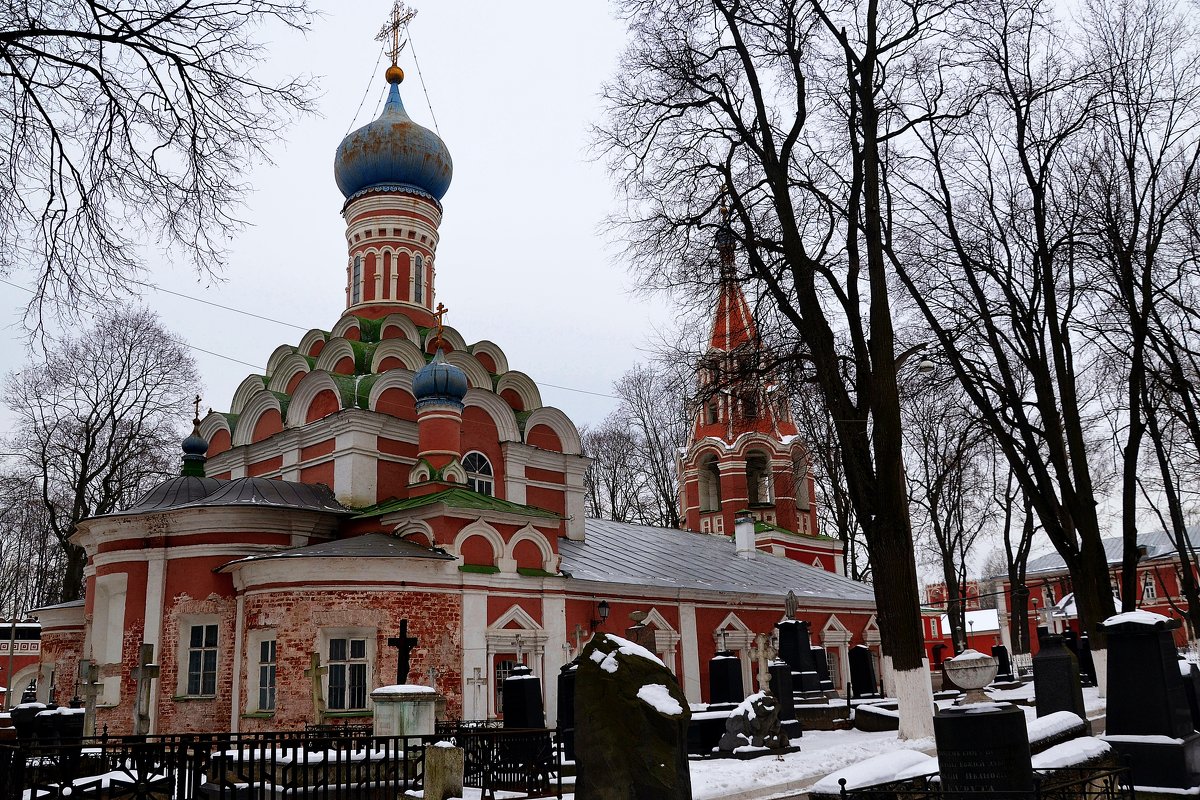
768,660 -> 802,739
1100,614 -> 1200,789
1036,625 -> 1050,647
934,703 -> 1033,794
502,665 -> 545,728
811,646 -> 835,694
1078,634 -> 1097,687
709,652 -> 744,704
848,645 -> 878,699
777,620 -> 821,696
992,644 -> 1013,681
1062,630 -> 1079,656
1032,635 -> 1085,720
575,633 -> 692,799
557,660 -> 578,761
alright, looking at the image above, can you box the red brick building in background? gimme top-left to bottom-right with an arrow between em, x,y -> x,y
24,51 -> 885,734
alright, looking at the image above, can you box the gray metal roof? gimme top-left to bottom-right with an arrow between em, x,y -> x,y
220,532 -> 455,569
563,518 -> 875,603
1025,526 -> 1200,575
119,476 -> 224,514
176,477 -> 351,514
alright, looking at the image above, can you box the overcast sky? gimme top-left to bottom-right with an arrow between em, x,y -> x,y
0,1 -> 677,430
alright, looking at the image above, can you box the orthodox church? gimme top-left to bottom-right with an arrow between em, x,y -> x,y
26,40 -> 882,736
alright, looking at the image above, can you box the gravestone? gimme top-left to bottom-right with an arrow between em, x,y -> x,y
768,660 -> 802,739
811,646 -> 835,695
557,659 -> 578,761
776,620 -> 821,698
935,703 -> 1034,793
386,620 -> 419,685
424,742 -> 465,800
848,645 -> 879,699
991,644 -> 1013,682
131,643 -> 159,735
718,692 -> 790,752
1032,635 -> 1086,721
1062,629 -> 1079,656
708,651 -> 743,705
502,664 -> 545,728
1078,634 -> 1097,687
575,633 -> 691,799
1100,612 -> 1200,788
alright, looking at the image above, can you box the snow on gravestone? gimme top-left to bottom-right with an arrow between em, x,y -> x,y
575,633 -> 692,800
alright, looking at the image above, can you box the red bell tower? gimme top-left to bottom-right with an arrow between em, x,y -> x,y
677,203 -> 841,572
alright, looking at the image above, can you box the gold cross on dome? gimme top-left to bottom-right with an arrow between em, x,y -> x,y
376,1 -> 418,67
433,302 -> 448,341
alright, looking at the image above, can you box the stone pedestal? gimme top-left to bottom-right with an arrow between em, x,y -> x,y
424,742 -> 465,800
934,703 -> 1033,794
371,685 -> 438,738
1032,635 -> 1085,720
503,665 -> 545,728
811,646 -> 836,696
708,652 -> 744,704
1100,613 -> 1200,788
1078,634 -> 1097,687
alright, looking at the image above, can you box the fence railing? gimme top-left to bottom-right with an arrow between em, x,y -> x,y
1,725 -> 566,800
837,764 -> 1133,800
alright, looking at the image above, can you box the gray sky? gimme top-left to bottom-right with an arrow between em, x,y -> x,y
0,1 -> 673,429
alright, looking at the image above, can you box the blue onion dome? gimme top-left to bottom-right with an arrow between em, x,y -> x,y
334,67 -> 453,202
413,349 -> 468,408
181,417 -> 209,477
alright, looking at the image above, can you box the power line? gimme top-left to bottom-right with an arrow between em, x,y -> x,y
406,30 -> 441,136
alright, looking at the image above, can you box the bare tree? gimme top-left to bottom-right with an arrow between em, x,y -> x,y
598,0 -> 955,737
0,471 -> 65,616
2,307 -> 199,600
903,382 -> 994,653
0,0 -> 316,321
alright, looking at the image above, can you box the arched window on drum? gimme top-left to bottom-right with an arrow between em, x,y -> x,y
464,451 -> 493,496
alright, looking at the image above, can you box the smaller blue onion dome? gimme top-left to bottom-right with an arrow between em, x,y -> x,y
413,349 -> 468,409
334,69 -> 453,202
181,418 -> 209,477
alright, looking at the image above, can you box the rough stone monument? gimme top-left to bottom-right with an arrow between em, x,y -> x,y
1100,611 -> 1200,788
718,692 -> 789,752
575,633 -> 691,799
557,659 -> 579,760
1032,634 -> 1086,721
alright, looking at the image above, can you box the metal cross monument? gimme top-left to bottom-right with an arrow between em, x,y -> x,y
387,620 -> 419,684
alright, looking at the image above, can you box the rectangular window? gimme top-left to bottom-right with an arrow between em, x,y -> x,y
258,639 -> 277,711
1143,572 -> 1158,601
328,637 -> 368,710
187,624 -> 218,696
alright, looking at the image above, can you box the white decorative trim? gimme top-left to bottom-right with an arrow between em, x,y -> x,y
713,612 -> 755,651
445,351 -> 492,390
369,371 -> 417,413
285,371 -> 345,428
230,375 -> 268,416
297,329 -> 329,359
232,390 -> 285,447
495,371 -> 542,411
371,340 -> 425,372
393,519 -> 435,547
453,519 -> 505,567
380,314 -> 421,343
423,324 -> 466,354
330,316 -> 362,341
463,391 -> 521,442
266,345 -> 301,379
522,407 -> 582,455
468,340 -> 509,375
199,413 -> 232,445
314,338 -> 357,374
505,524 -> 557,573
266,353 -> 312,394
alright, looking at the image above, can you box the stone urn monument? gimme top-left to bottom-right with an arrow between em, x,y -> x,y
944,649 -> 998,705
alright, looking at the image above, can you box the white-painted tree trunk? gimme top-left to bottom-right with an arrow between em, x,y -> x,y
1091,647 -> 1107,698
886,656 -> 936,740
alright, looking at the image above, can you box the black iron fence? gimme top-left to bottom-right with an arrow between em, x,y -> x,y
1,726 -> 566,800
838,765 -> 1134,800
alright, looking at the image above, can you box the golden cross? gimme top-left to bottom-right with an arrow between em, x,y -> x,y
433,302 -> 448,344
376,1 -> 417,67
193,394 -> 202,422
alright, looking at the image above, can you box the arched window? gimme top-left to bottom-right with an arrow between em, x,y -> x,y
414,254 -> 424,304
698,453 -> 722,512
706,400 -> 719,425
742,393 -> 758,419
747,451 -> 773,505
351,256 -> 362,305
463,451 -> 493,496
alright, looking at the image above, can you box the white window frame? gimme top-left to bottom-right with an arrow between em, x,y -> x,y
321,628 -> 375,713
463,451 -> 494,496
352,256 -> 363,305
1143,571 -> 1158,601
177,615 -> 220,698
413,254 -> 424,305
245,629 -> 277,714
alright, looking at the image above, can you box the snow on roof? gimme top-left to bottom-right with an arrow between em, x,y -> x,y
1103,610 -> 1172,627
1024,526 -> 1200,576
939,609 -> 1000,633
